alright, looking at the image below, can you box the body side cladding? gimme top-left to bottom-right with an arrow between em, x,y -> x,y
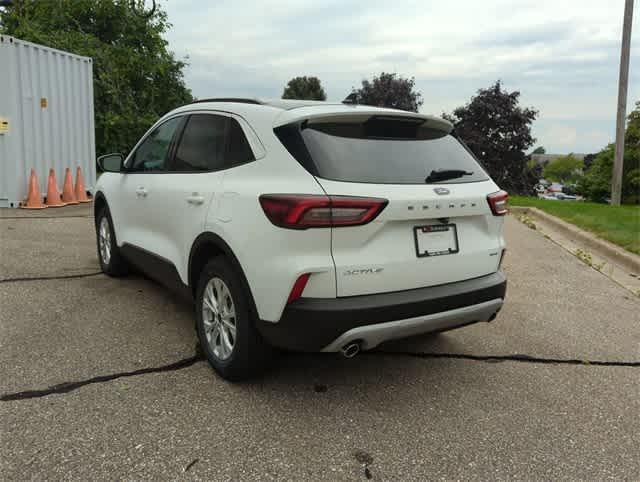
120,243 -> 192,302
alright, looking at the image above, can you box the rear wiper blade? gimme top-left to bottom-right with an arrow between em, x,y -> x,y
425,169 -> 473,183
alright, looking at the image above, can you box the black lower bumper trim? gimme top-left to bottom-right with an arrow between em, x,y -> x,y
257,272 -> 507,351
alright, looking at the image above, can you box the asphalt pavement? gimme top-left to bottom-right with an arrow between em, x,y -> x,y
1,205 -> 638,480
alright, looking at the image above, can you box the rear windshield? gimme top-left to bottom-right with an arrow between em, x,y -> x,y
275,118 -> 489,185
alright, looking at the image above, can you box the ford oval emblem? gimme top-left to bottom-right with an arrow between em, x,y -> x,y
433,187 -> 450,195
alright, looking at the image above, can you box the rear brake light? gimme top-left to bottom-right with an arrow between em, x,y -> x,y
287,273 -> 311,304
259,194 -> 388,229
487,190 -> 509,216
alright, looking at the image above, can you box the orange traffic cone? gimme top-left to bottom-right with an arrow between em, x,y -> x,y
74,166 -> 92,203
20,169 -> 46,209
45,169 -> 66,207
61,167 -> 79,205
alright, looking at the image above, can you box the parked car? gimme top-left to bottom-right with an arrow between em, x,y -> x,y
539,192 -> 577,201
555,193 -> 578,201
94,98 -> 508,380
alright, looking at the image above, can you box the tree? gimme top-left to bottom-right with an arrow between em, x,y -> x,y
578,147 -> 616,201
583,153 -> 597,170
0,0 -> 193,156
579,101 -> 640,203
532,146 -> 546,154
351,72 -> 423,112
543,154 -> 584,184
579,146 -> 639,203
282,76 -> 326,101
445,81 -> 538,194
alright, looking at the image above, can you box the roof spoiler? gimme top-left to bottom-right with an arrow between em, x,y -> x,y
298,112 -> 453,135
190,98 -> 263,105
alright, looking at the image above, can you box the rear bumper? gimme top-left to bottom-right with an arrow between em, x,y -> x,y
256,271 -> 507,352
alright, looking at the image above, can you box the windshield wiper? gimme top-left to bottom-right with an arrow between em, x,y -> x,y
425,169 -> 474,183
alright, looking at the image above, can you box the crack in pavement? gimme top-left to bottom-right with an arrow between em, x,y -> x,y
0,272 -> 103,284
368,350 -> 640,367
1,354 -> 204,401
2,349 -> 638,402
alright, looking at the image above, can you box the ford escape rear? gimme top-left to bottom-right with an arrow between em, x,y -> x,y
94,98 -> 507,380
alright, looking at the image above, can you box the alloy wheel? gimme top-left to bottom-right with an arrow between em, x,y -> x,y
98,216 -> 111,265
202,277 -> 237,360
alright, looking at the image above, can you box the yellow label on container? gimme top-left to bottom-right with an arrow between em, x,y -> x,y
40,97 -> 48,108
0,117 -> 8,134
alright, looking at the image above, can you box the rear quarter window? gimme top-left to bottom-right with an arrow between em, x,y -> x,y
226,118 -> 255,165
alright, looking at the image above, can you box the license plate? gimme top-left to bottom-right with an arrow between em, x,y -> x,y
414,224 -> 459,257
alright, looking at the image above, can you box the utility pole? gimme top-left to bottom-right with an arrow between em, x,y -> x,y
612,0 -> 634,205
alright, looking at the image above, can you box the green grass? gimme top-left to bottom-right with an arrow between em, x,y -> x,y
510,196 -> 640,255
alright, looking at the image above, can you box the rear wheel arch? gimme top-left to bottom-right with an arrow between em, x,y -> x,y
188,233 -> 258,318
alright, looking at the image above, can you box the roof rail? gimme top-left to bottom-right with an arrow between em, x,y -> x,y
190,98 -> 263,105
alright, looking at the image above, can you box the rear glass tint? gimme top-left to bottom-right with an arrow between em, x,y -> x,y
174,114 -> 227,171
226,118 -> 255,165
277,118 -> 489,185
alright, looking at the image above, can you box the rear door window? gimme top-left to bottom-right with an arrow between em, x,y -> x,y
277,117 -> 489,184
172,114 -> 227,172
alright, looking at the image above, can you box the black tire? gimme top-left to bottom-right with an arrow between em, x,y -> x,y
95,206 -> 129,277
195,257 -> 273,381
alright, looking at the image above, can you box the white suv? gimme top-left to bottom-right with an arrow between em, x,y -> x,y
95,98 -> 507,380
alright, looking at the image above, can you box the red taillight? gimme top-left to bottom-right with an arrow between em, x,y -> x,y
287,273 -> 311,304
259,194 -> 388,229
487,190 -> 509,216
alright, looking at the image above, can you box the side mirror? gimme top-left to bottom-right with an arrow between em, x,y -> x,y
97,153 -> 124,173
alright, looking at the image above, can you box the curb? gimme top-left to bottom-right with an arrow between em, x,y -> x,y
510,206 -> 640,274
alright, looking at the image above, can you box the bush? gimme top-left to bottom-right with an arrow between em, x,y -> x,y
579,144 -> 640,203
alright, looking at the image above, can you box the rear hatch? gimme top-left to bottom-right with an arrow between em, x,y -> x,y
275,111 -> 506,297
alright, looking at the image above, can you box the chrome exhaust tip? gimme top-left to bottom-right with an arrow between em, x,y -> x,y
341,342 -> 361,358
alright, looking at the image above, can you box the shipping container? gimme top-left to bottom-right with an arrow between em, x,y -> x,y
0,35 -> 95,208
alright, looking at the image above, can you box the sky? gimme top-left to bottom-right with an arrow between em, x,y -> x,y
161,0 -> 639,154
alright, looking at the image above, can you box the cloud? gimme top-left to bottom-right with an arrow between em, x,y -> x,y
161,0 -> 640,153
535,123 -> 579,150
533,119 -> 615,153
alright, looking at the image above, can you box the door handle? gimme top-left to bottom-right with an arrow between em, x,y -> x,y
186,193 -> 205,205
135,187 -> 148,198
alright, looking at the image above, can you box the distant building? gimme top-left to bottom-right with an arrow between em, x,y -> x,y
531,153 -> 586,165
